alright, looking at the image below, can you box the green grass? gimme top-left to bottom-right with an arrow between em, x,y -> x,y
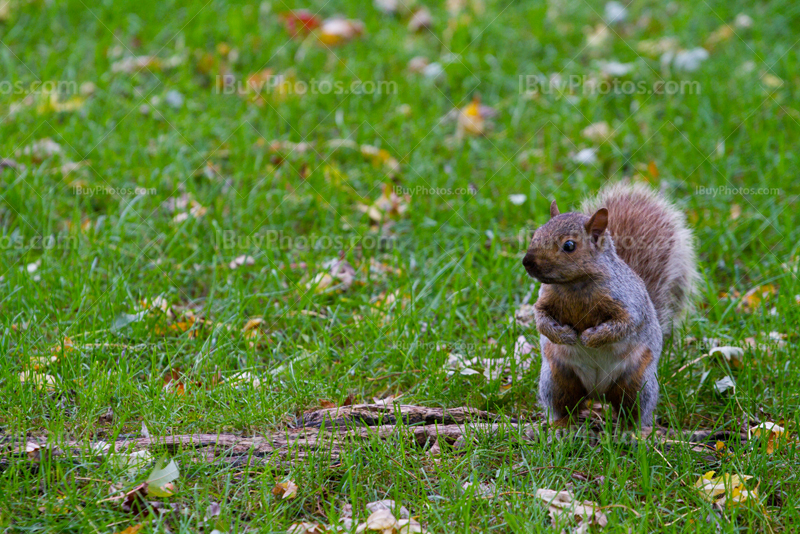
1,0 -> 800,531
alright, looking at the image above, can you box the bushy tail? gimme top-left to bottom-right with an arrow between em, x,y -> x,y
581,182 -> 699,337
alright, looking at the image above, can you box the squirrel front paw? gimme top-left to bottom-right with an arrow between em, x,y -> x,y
580,326 -> 609,348
541,320 -> 578,345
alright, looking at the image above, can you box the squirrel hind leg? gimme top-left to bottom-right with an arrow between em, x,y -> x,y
538,358 -> 588,423
605,374 -> 659,429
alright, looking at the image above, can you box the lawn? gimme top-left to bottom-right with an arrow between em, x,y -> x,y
1,0 -> 799,531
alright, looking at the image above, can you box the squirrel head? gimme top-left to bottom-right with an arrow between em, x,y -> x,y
522,201 -> 610,284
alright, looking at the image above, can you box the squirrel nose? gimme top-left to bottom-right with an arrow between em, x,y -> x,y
522,253 -> 536,270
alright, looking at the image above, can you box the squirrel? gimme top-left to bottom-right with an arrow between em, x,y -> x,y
521,182 -> 698,428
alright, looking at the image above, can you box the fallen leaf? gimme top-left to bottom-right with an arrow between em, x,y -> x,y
408,56 -> 430,72
709,346 -> 744,369
19,371 -> 56,392
670,48 -> 710,72
307,258 -> 356,294
172,200 -> 207,223
374,0 -> 401,14
162,370 -> 185,396
705,24 -> 734,50
455,97 -> 497,137
714,375 -> 735,394
358,144 -> 400,172
318,17 -> 365,46
225,371 -> 263,389
326,139 -> 400,172
368,257 -> 403,278
761,73 -> 783,89
599,60 -> 634,76
535,489 -> 608,532
396,519 -> 428,533
637,36 -> 680,57
243,317 -> 264,332
366,500 -> 410,519
37,91 -> 86,114
26,441 -> 41,460
111,55 -> 183,74
408,8 -> 432,32
604,1 -> 627,24
514,304 -> 536,328
0,157 -> 22,170
205,501 -> 222,521
585,24 -> 611,50
17,138 -> 63,162
114,525 -> 145,534
647,160 -> 659,179
514,335 -> 535,358
288,522 -> 327,534
572,148 -> 598,165
751,422 -> 791,454
272,479 -> 299,500
462,480 -> 497,499
117,483 -> 149,513
280,10 -> 321,37
356,184 -> 411,224
361,509 -> 396,531
738,284 -> 776,312
694,471 -> 757,507
581,121 -> 612,142
229,255 -> 255,269
114,450 -> 153,474
146,458 -> 180,498
734,13 -> 753,29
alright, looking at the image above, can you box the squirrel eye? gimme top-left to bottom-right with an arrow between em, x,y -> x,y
562,240 -> 576,252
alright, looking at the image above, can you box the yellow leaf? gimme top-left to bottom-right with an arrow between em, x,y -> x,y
738,284 -> 776,312
19,371 -> 57,392
243,317 -> 264,332
705,24 -> 734,50
752,422 -> 792,454
694,471 -> 756,507
458,98 -> 484,136
113,525 -> 144,534
648,160 -> 659,179
50,336 -> 75,355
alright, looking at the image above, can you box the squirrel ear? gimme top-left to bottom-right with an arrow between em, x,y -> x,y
549,200 -> 560,218
585,208 -> 608,242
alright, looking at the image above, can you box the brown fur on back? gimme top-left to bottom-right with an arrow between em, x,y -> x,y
581,182 -> 698,336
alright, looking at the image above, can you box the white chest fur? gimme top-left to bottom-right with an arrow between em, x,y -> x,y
551,339 -> 642,394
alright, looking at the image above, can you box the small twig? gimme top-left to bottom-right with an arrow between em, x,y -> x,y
670,353 -> 712,377
75,477 -> 113,484
663,512 -> 689,527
